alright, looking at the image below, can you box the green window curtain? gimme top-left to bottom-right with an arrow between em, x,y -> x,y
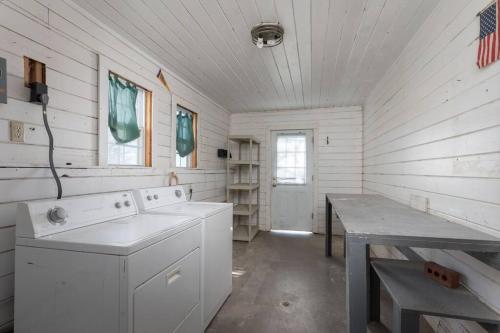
176,111 -> 195,157
108,74 -> 140,144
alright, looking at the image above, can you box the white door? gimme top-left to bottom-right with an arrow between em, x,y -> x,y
271,130 -> 314,231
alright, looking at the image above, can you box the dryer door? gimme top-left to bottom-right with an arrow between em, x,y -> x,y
134,249 -> 201,333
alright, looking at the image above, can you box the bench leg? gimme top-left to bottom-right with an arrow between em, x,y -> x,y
481,323 -> 500,333
346,235 -> 370,332
369,266 -> 380,322
393,303 -> 419,333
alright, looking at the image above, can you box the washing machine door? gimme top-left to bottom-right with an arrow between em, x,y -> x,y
133,249 -> 201,333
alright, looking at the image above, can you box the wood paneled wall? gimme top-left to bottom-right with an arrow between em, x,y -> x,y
363,0 -> 500,331
230,107 -> 363,233
0,1 -> 229,329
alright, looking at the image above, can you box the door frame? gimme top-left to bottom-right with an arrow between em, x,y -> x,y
270,129 -> 314,232
265,126 -> 319,233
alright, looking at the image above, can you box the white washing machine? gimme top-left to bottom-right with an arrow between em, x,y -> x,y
15,191 -> 203,333
133,186 -> 232,329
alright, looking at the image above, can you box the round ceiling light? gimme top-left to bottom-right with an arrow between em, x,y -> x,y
251,23 -> 284,48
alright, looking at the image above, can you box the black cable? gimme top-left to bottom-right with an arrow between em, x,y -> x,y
41,94 -> 62,199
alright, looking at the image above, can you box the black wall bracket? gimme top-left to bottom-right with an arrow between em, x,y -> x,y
217,149 -> 228,158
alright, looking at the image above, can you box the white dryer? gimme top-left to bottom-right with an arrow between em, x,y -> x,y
15,191 -> 202,333
133,186 -> 232,329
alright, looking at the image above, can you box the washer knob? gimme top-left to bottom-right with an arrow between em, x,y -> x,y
47,206 -> 68,225
115,202 -> 122,209
124,200 -> 131,207
153,194 -> 159,200
146,195 -> 153,201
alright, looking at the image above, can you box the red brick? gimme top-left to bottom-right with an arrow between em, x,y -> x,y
424,261 -> 460,289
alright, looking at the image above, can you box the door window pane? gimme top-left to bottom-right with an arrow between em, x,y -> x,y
276,134 -> 307,185
277,152 -> 287,167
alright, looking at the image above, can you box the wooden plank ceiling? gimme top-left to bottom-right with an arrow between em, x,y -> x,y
77,0 -> 437,112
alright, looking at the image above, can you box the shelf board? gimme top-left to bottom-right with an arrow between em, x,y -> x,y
229,160 -> 260,166
233,224 -> 259,242
233,204 -> 259,216
228,135 -> 260,144
228,183 -> 259,190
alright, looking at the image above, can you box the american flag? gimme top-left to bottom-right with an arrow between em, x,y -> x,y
477,0 -> 500,68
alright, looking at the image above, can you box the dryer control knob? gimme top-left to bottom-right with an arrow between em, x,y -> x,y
153,194 -> 159,200
124,200 -> 131,207
115,202 -> 122,209
47,207 -> 68,225
146,195 -> 153,201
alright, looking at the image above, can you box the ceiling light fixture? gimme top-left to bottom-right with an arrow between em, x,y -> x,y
251,23 -> 284,48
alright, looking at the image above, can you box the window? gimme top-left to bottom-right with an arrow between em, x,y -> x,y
107,72 -> 152,166
276,134 -> 307,185
175,104 -> 198,168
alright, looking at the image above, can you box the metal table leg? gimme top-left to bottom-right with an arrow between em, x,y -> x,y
343,230 -> 346,258
325,196 -> 332,257
346,235 -> 370,333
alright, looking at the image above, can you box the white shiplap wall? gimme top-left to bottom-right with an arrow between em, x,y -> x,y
363,0 -> 500,331
230,107 -> 362,233
0,0 -> 229,329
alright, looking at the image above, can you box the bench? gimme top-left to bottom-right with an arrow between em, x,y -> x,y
370,259 -> 500,333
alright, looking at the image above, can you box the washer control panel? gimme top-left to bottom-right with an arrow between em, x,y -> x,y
16,192 -> 138,238
47,206 -> 68,225
133,186 -> 187,211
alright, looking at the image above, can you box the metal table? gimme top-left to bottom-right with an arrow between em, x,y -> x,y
325,194 -> 500,333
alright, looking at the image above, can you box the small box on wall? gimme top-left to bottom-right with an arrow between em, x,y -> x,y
217,149 -> 228,158
0,57 -> 6,104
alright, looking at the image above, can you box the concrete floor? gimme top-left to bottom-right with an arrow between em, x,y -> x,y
207,231 -> 433,333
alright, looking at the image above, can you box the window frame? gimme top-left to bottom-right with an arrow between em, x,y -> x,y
98,55 -> 157,168
171,95 -> 199,169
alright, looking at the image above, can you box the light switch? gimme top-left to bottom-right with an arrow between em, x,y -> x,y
0,57 -> 6,104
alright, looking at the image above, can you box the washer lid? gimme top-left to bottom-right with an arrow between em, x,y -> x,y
16,214 -> 200,255
147,202 -> 233,218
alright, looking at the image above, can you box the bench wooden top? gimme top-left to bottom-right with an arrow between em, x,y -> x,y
372,259 -> 500,324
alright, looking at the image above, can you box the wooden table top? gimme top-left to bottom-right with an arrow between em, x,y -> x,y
327,194 -> 500,251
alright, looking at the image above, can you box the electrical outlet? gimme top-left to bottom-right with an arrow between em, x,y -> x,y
10,121 -> 24,143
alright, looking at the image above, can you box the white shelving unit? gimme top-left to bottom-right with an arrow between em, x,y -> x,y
227,135 -> 260,242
